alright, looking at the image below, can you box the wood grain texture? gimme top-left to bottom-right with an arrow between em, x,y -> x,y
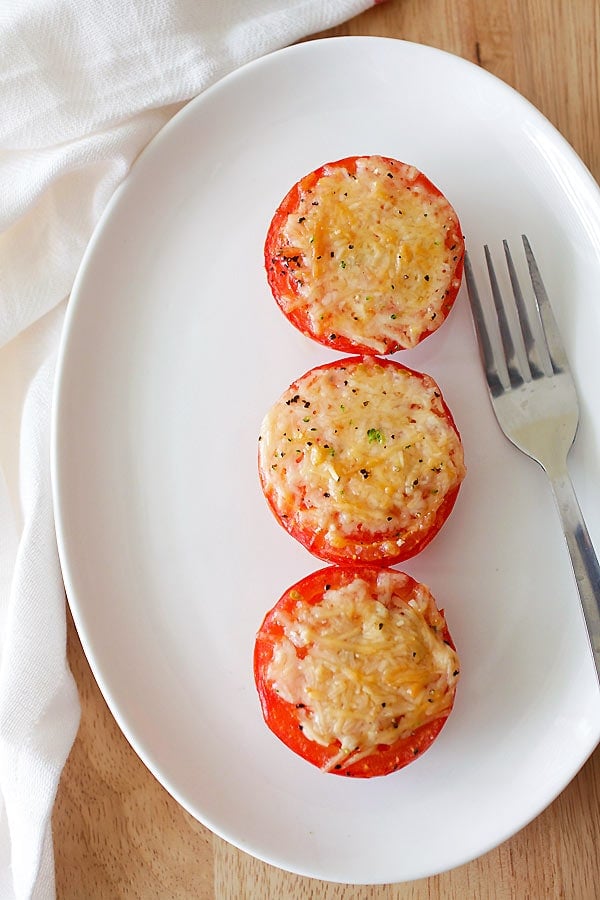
53,1 -> 600,897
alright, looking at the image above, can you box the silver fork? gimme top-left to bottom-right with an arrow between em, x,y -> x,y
464,235 -> 600,681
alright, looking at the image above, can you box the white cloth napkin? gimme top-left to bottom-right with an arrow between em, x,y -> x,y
0,2 -> 375,896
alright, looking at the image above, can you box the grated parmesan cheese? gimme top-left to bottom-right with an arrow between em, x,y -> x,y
271,156 -> 463,353
267,570 -> 459,771
259,357 -> 465,561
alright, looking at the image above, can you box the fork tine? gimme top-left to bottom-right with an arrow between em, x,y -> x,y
464,252 -> 507,396
503,240 -> 545,379
522,234 -> 569,375
485,245 -> 528,387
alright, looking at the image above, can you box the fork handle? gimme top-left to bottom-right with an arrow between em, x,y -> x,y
549,468 -> 600,680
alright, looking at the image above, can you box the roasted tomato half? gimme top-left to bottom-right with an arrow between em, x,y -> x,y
258,355 -> 465,565
264,155 -> 464,355
254,566 -> 460,777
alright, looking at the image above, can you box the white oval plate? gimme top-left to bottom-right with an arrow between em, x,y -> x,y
52,37 -> 600,884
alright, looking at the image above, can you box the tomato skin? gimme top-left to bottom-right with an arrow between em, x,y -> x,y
254,566 -> 457,778
264,155 -> 464,356
262,478 -> 461,566
258,355 -> 464,566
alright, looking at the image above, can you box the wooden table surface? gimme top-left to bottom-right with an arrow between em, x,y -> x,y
53,1 -> 600,897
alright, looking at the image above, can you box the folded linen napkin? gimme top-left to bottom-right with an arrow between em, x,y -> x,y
0,2 -> 375,896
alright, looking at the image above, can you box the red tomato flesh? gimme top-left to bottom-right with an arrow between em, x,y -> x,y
254,566 -> 460,778
264,155 -> 464,355
258,355 -> 466,566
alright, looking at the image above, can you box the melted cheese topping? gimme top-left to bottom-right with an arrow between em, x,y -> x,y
275,156 -> 463,352
259,358 -> 465,560
268,570 -> 459,771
